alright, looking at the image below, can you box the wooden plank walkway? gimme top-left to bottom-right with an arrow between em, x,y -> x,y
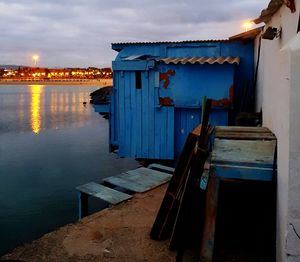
76,164 -> 174,219
103,167 -> 172,193
76,182 -> 133,219
76,182 -> 132,205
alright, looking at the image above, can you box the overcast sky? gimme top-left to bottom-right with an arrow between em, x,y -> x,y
0,0 -> 269,68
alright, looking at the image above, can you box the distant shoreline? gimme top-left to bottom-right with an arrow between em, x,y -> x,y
0,79 -> 112,86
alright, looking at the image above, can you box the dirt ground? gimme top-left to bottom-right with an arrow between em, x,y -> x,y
1,184 -> 176,262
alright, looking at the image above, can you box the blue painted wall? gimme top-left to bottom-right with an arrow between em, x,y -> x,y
111,41 -> 254,160
111,70 -> 174,159
157,63 -> 234,106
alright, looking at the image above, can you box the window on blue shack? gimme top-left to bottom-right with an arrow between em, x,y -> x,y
135,71 -> 142,89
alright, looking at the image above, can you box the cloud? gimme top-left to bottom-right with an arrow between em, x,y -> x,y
0,0 -> 269,67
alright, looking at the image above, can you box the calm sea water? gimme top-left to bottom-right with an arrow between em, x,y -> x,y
0,85 -> 138,255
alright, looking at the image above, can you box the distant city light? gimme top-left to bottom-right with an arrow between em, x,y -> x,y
242,21 -> 253,32
32,55 -> 39,67
0,66 -> 112,81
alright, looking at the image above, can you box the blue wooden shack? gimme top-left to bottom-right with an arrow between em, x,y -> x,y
110,30 -> 259,160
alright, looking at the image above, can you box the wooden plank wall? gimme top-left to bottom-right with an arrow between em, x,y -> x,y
116,71 -> 174,159
174,108 -> 229,158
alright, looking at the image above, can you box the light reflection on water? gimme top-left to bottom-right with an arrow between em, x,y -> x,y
0,85 -> 93,134
30,85 -> 43,134
0,85 -> 138,256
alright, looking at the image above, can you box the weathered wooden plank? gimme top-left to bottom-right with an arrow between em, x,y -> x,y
169,100 -> 211,252
118,72 -> 125,157
103,176 -> 145,192
141,71 -> 149,158
93,187 -> 132,205
148,163 -> 175,174
169,147 -> 207,251
215,132 -> 276,140
103,174 -> 170,193
212,139 -> 276,168
136,85 -> 142,157
76,182 -> 132,205
160,106 -> 166,158
212,164 -> 274,181
199,173 -> 220,262
215,126 -> 270,133
78,192 -> 88,219
103,168 -> 172,193
126,167 -> 172,180
124,72 -> 132,156
130,72 -> 137,157
148,71 -> 156,158
111,73 -> 119,145
191,124 -> 202,136
150,132 -> 199,240
167,107 -> 175,159
154,108 -> 161,159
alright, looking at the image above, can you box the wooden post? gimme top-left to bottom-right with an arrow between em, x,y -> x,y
201,96 -> 207,123
78,192 -> 88,219
199,171 -> 220,262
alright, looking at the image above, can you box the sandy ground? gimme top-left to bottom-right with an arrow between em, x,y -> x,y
0,79 -> 112,86
1,184 -> 176,262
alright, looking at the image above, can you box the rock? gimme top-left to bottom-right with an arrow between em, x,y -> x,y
90,86 -> 112,105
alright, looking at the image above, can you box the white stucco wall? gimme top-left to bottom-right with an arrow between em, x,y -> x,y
287,33 -> 300,261
255,1 -> 300,261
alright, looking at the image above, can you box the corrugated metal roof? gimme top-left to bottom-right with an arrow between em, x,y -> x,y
112,39 -> 229,46
229,27 -> 263,41
253,0 -> 283,24
159,57 -> 240,65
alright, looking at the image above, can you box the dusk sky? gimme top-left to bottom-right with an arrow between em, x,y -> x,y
0,0 -> 269,68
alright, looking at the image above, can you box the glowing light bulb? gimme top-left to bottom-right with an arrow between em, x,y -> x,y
242,21 -> 253,32
32,55 -> 39,66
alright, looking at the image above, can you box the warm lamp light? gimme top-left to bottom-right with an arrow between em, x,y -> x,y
32,55 -> 39,67
242,21 -> 253,32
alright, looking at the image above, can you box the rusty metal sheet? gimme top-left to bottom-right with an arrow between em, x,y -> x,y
159,97 -> 173,106
159,69 -> 175,89
159,56 -> 240,65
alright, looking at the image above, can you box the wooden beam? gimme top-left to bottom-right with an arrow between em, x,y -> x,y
199,172 -> 220,262
78,192 -> 89,219
215,132 -> 276,140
